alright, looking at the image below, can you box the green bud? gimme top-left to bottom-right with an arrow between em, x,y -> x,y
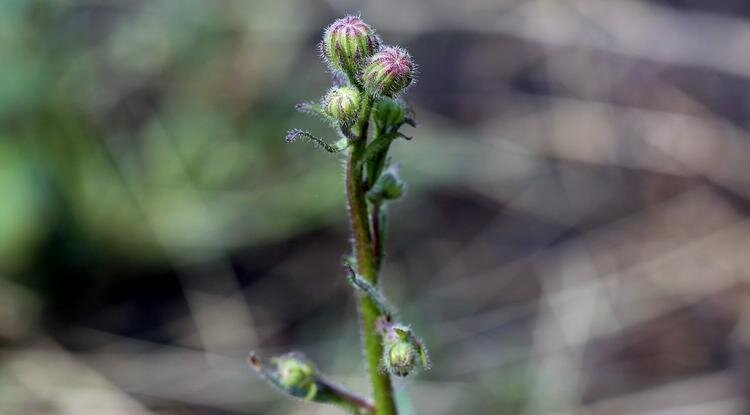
373,97 -> 406,131
362,46 -> 414,97
368,166 -> 404,202
387,341 -> 416,377
323,86 -> 362,126
380,324 -> 428,378
275,353 -> 316,393
322,16 -> 380,76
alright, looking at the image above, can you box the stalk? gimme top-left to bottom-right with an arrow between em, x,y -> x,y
371,202 -> 385,272
266,15 -> 421,415
346,96 -> 398,415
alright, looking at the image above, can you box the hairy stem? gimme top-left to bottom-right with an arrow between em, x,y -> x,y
371,202 -> 384,272
346,96 -> 398,415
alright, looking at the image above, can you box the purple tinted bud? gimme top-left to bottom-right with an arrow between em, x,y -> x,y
322,16 -> 380,76
362,46 -> 414,97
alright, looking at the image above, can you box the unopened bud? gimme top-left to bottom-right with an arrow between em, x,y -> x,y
275,352 -> 316,391
373,97 -> 406,131
362,46 -> 414,97
387,341 -> 416,377
322,16 -> 380,76
368,166 -> 404,202
323,86 -> 362,126
381,325 -> 427,378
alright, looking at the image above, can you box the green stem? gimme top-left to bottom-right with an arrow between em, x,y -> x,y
248,353 -> 375,414
371,202 -> 384,272
322,380 -> 377,415
346,96 -> 398,415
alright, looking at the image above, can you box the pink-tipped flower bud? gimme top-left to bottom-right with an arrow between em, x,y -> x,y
322,16 -> 380,76
323,86 -> 362,125
362,46 -> 414,97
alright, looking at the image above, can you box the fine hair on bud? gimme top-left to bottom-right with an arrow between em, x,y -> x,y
321,15 -> 380,77
362,46 -> 415,97
323,86 -> 362,126
379,323 -> 430,378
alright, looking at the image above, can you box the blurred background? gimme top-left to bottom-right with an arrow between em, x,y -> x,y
3,0 -> 750,414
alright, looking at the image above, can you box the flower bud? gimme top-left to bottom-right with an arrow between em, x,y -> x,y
323,86 -> 362,125
362,46 -> 414,97
373,97 -> 406,131
387,341 -> 416,377
322,16 -> 380,76
381,325 -> 427,377
275,352 -> 316,391
368,166 -> 404,202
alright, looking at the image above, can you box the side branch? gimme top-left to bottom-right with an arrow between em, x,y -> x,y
248,352 -> 375,415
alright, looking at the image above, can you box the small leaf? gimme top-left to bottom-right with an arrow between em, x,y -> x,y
416,340 -> 430,369
345,265 -> 396,318
295,102 -> 329,119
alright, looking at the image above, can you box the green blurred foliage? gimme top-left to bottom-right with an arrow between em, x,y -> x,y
0,0 -> 533,278
0,0 -> 357,275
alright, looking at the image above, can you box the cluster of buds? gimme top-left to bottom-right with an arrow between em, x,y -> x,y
315,15 -> 415,129
288,14 -> 417,192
